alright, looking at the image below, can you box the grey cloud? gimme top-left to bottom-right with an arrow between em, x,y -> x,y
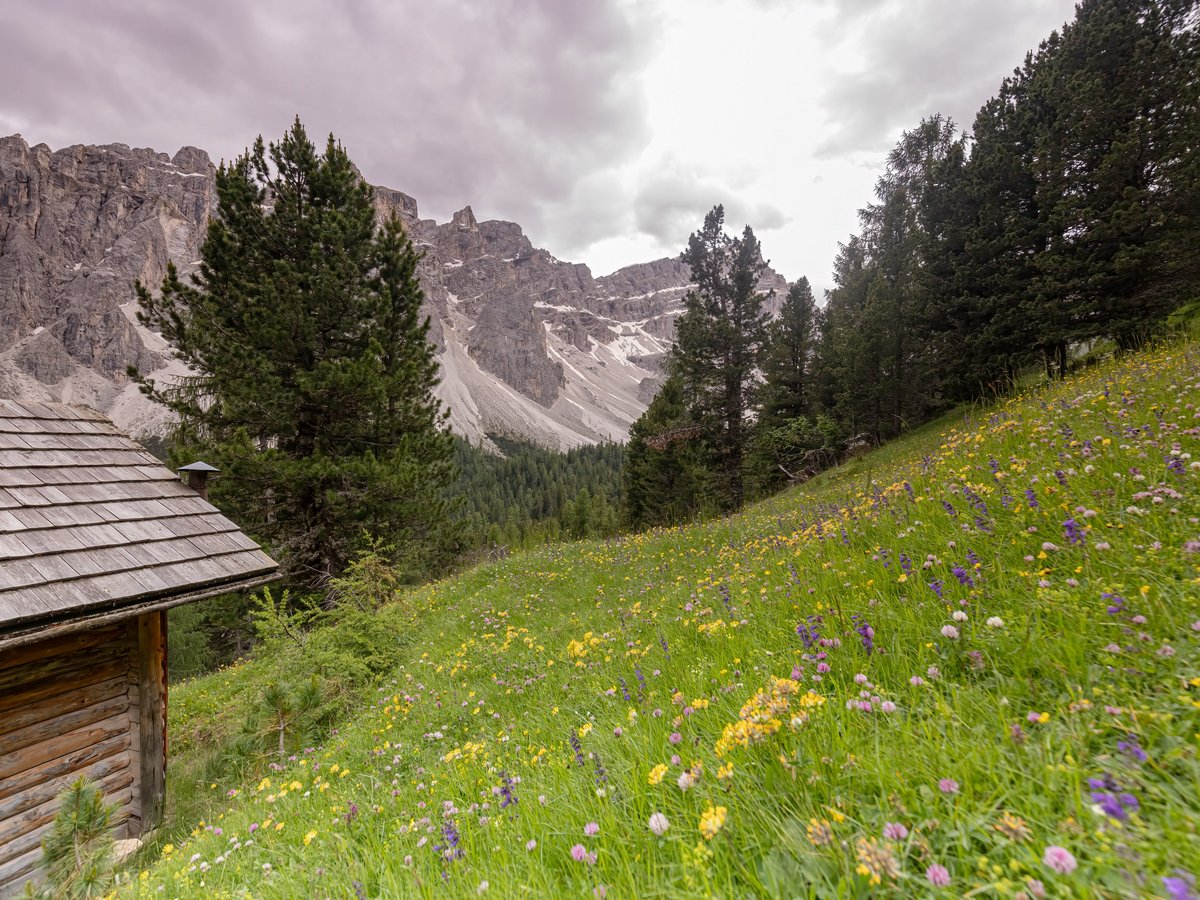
633,160 -> 789,254
3,0 -> 655,241
814,0 -> 1076,157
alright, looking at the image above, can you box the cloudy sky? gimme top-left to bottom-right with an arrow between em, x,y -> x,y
2,0 -> 1077,291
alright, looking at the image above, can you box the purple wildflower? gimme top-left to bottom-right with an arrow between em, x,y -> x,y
926,864 -> 951,887
1042,845 -> 1077,874
569,732 -> 585,767
1117,734 -> 1148,763
1063,518 -> 1085,546
498,772 -> 518,809
435,820 -> 464,861
1163,872 -> 1198,900
856,622 -> 875,655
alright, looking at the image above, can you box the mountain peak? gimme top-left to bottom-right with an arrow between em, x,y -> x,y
452,205 -> 479,231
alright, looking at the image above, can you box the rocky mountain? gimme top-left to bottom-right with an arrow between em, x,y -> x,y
0,135 -> 788,450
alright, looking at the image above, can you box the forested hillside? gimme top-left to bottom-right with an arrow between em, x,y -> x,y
454,437 -> 623,549
625,0 -> 1200,528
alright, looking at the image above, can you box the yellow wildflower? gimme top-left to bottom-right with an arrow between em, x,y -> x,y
698,805 -> 727,840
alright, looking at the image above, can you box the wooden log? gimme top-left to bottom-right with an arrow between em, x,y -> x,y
0,713 -> 129,782
0,846 -> 43,896
0,822 -> 49,872
0,655 -> 128,718
0,749 -> 129,822
0,675 -> 128,739
0,734 -> 127,803
0,768 -> 134,858
0,786 -> 131,869
136,612 -> 166,831
0,625 -> 124,673
0,643 -> 129,697
0,694 -> 130,758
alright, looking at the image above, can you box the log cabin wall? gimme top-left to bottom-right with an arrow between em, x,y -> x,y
0,400 -> 277,897
0,612 -> 167,896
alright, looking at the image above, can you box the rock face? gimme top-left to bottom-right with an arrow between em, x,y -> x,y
0,135 -> 214,435
0,134 -> 790,450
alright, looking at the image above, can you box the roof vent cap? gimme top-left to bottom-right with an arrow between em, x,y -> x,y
178,461 -> 219,500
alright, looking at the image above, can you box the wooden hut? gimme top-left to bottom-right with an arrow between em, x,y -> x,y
0,400 -> 278,895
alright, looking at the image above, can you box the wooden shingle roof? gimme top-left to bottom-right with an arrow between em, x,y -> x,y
0,400 -> 278,637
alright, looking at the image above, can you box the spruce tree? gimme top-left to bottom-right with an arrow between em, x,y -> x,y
622,375 -> 713,528
758,277 -> 819,425
751,277 -> 831,495
674,205 -> 771,510
1030,0 -> 1200,352
133,118 -> 457,591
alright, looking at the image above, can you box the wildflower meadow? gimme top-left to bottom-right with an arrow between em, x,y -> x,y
126,343 -> 1200,897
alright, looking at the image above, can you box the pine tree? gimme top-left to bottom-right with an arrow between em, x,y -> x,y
42,777 -> 117,898
758,278 -> 820,425
673,205 -> 771,510
1031,0 -> 1200,352
133,118 -> 457,591
751,277 -> 833,494
816,236 -> 878,438
862,115 -> 967,435
951,56 -> 1051,392
622,375 -> 713,528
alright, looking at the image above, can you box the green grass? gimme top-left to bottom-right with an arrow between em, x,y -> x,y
120,343 -> 1200,898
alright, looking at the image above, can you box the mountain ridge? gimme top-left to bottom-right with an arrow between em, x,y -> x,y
0,134 -> 788,450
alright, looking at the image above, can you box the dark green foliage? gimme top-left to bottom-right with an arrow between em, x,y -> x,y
623,375 -> 716,528
205,580 -> 417,776
758,278 -> 820,426
166,602 -> 216,683
453,436 -> 623,548
167,593 -> 259,683
41,777 -> 117,898
1028,0 -> 1200,352
753,278 -> 827,494
132,118 -> 458,591
674,205 -> 772,510
814,0 -> 1199,447
820,115 -> 967,443
749,413 -> 842,498
241,677 -> 327,762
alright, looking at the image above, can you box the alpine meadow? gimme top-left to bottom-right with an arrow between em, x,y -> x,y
127,340 -> 1200,898
1,0 -> 1199,898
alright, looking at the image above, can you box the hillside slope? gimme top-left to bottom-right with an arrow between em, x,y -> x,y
129,344 -> 1200,898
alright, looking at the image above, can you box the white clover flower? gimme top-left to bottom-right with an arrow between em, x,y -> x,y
648,812 -> 670,836
986,616 -> 1004,628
